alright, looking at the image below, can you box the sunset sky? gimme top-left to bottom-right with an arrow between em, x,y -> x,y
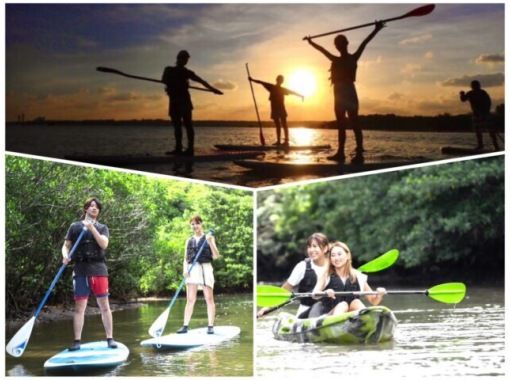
6,3 -> 505,122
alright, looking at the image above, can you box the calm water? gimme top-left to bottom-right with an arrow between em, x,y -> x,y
256,287 -> 505,378
6,124 -> 497,187
5,294 -> 253,377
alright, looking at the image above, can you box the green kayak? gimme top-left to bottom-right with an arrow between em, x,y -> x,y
272,306 -> 397,344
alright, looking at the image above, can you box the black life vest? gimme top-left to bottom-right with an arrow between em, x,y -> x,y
321,272 -> 360,310
186,235 -> 213,264
74,231 -> 105,263
297,258 -> 317,306
330,55 -> 357,84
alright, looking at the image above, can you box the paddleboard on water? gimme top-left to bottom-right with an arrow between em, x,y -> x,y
441,146 -> 496,155
234,159 -> 424,176
140,326 -> 241,350
64,151 -> 264,165
44,341 -> 129,370
214,144 -> 331,152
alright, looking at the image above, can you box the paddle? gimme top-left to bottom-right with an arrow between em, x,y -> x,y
257,248 -> 399,317
6,227 -> 88,357
96,67 -> 215,93
148,230 -> 214,338
257,282 -> 466,308
303,4 -> 435,40
245,63 -> 266,146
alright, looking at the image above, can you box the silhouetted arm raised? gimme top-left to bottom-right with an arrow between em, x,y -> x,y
190,72 -> 223,95
304,37 -> 336,61
353,21 -> 385,60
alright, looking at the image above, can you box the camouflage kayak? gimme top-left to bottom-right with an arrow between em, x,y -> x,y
272,306 -> 397,344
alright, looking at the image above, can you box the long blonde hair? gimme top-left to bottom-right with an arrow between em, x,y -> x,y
329,241 -> 357,283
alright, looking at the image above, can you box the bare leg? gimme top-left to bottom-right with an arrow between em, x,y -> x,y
96,297 -> 114,339
203,286 -> 216,326
349,298 -> 366,312
73,298 -> 88,340
273,119 -> 281,145
331,301 -> 349,315
348,109 -> 363,153
281,118 -> 289,144
183,284 -> 198,326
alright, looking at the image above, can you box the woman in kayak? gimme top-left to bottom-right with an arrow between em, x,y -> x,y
309,241 -> 385,316
257,232 -> 330,318
177,215 -> 220,334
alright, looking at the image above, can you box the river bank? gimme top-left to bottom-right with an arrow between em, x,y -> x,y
6,300 -> 145,330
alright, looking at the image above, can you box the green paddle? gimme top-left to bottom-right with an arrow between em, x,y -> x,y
257,282 -> 467,308
257,249 -> 399,316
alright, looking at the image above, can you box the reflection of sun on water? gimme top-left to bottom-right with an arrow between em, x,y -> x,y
291,127 -> 314,146
287,69 -> 317,98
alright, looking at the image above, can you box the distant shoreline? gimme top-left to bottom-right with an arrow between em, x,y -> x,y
6,113 -> 505,133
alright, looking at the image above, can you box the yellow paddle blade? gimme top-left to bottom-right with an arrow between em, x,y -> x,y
427,282 -> 466,304
256,285 -> 292,307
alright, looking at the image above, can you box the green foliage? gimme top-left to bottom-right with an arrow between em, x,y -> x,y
5,157 -> 253,317
257,157 -> 504,282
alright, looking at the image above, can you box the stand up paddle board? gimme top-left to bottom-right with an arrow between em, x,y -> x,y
234,159 -> 424,176
44,341 -> 129,371
140,326 -> 241,350
215,144 -> 331,151
64,151 -> 264,165
441,146 -> 495,155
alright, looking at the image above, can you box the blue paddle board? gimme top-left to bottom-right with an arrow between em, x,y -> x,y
44,341 -> 129,370
140,326 -> 240,350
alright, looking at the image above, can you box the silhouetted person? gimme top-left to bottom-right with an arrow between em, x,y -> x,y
460,80 -> 499,151
305,21 -> 385,163
249,75 -> 304,146
162,50 -> 223,156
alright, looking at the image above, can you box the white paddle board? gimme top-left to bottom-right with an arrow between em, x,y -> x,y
140,326 -> 241,349
44,341 -> 129,370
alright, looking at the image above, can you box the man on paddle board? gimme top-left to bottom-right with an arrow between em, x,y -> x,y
305,21 -> 385,163
62,198 -> 117,351
177,215 -> 220,334
162,50 -> 223,156
249,75 -> 304,147
459,80 -> 500,151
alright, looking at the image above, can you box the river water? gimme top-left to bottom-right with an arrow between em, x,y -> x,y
5,294 -> 253,376
256,287 -> 505,378
6,124 -> 492,187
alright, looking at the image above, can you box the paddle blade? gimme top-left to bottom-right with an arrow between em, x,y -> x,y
358,249 -> 399,273
148,307 -> 169,338
96,66 -> 120,74
403,4 -> 435,18
427,282 -> 466,304
6,316 -> 35,357
257,285 -> 292,307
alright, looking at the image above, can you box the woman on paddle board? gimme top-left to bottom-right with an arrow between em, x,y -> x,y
249,75 -> 304,147
305,21 -> 385,164
309,241 -> 385,316
257,232 -> 330,318
177,215 -> 220,334
162,50 -> 223,156
61,198 -> 117,351
459,80 -> 500,151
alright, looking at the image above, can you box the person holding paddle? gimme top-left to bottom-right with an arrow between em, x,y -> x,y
177,215 -> 220,334
459,80 -> 500,151
249,74 -> 304,147
257,232 -> 330,318
162,50 -> 223,156
62,198 -> 117,351
305,21 -> 385,163
308,241 -> 385,317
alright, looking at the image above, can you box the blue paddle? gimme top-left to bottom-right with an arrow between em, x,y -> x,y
6,226 -> 88,357
148,230 -> 214,338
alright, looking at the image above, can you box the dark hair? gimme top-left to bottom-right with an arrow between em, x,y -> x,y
82,197 -> 102,218
189,215 -> 203,224
306,232 -> 329,251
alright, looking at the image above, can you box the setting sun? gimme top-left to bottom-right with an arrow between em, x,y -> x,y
287,69 -> 318,98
